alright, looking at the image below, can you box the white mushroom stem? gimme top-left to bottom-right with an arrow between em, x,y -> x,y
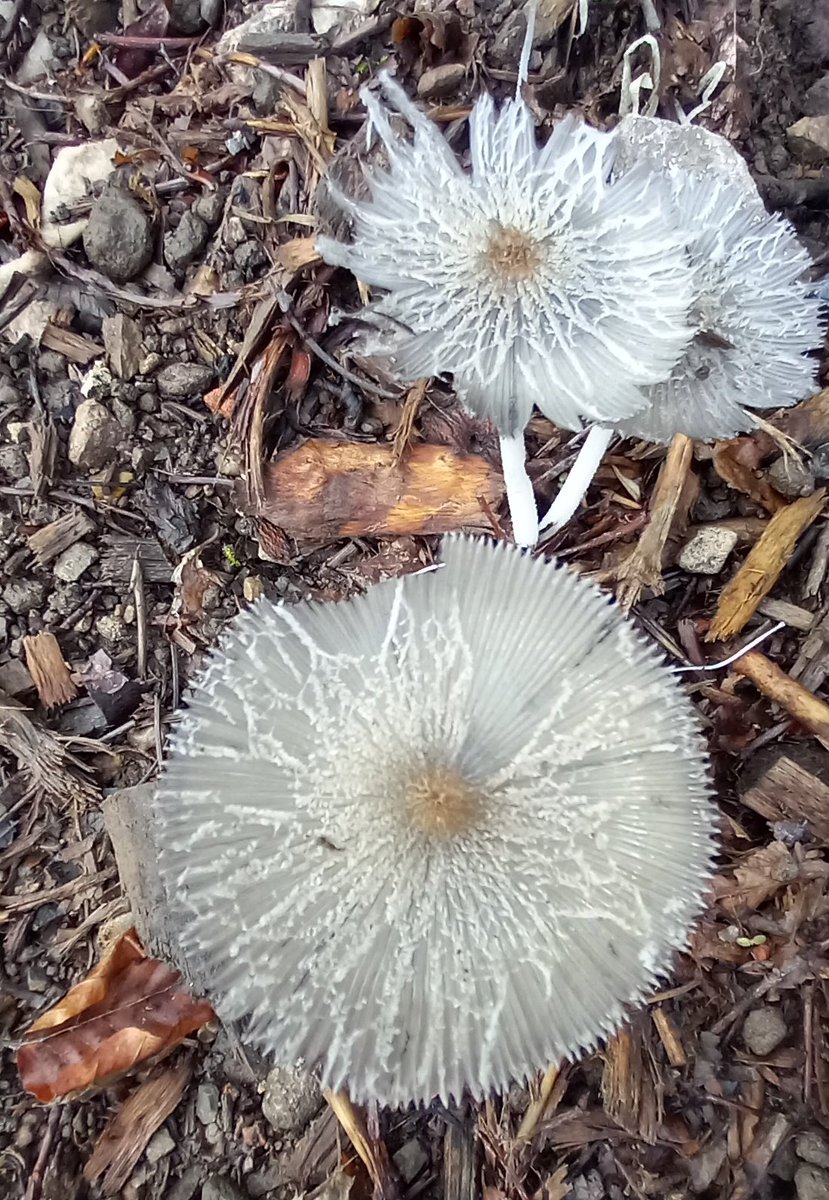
499,432 -> 539,548
539,425 -> 614,532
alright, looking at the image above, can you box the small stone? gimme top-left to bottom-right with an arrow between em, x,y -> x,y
677,526 -> 738,575
260,1065 -> 322,1134
0,443 -> 27,479
156,362 -> 214,399
417,63 -> 465,100
787,116 -> 829,163
194,189 -> 227,227
233,240 -> 269,277
796,1166 -> 829,1200
103,313 -> 144,380
7,422 -> 28,444
742,1006 -> 788,1056
145,1127 -> 175,1164
4,578 -> 46,613
83,191 -> 154,282
804,74 -> 829,117
393,1139 -> 428,1183
96,614 -> 126,642
201,1176 -> 247,1200
80,360 -> 115,402
54,542 -> 98,583
196,1082 -> 220,1125
164,210 -> 210,272
168,0 -> 204,32
74,92 -> 108,135
140,352 -> 163,376
768,454 -> 816,498
797,1133 -> 829,1170
68,398 -> 121,471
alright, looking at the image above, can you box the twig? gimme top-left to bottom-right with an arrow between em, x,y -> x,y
23,1102 -> 61,1200
284,308 -> 399,400
732,649 -> 829,750
515,1063 -> 560,1141
324,1090 -> 400,1200
131,556 -> 147,680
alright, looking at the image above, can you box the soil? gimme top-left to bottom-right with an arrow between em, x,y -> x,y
2,1 -> 829,1199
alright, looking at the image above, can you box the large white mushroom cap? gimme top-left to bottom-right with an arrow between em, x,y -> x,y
155,536 -> 716,1107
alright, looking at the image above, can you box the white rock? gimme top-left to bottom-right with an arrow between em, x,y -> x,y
311,0 -> 378,35
54,543 -> 98,583
68,399 -> 121,471
677,526 -> 738,575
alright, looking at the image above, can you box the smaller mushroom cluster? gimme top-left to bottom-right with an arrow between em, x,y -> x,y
316,73 -> 822,546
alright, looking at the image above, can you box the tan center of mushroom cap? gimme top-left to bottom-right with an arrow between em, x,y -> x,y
482,224 -> 541,283
405,766 -> 483,838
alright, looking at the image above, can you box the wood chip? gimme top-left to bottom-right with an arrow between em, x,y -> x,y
27,508 -> 95,566
40,323 -> 104,364
324,1091 -> 399,1200
651,1008 -> 687,1068
276,236 -> 322,273
84,1061 -> 192,1195
739,754 -> 829,840
733,650 -> 829,751
600,1020 -> 661,1144
22,632 -> 77,708
707,491 -> 826,641
242,439 -> 503,541
612,434 -> 694,610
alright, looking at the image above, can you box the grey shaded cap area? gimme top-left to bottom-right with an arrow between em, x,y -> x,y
613,116 -> 821,443
154,535 -> 717,1108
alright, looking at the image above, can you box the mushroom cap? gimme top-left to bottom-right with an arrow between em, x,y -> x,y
317,77 -> 694,437
613,118 -> 821,443
154,535 -> 716,1107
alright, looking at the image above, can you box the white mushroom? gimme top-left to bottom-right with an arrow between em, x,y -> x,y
155,535 -> 716,1107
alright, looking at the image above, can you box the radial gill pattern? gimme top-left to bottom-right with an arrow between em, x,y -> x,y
317,74 -> 694,437
614,136 -> 821,442
154,536 -> 717,1107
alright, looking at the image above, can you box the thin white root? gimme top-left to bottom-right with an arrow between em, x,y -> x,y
499,433 -> 539,548
539,425 -> 614,532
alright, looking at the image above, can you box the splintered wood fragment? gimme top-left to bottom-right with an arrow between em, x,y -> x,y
444,1106 -> 479,1200
733,651 -> 829,751
324,1091 -> 400,1200
600,1020 -> 661,1144
740,754 -> 829,838
614,434 -> 694,610
708,491 -> 827,641
40,323 -> 104,364
244,440 -> 503,541
27,508 -> 95,566
392,377 -> 427,465
651,1008 -> 687,1068
84,1062 -> 192,1195
22,632 -> 77,708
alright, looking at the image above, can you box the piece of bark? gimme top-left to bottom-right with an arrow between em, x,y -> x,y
601,1019 -> 661,1145
444,1106 -> 478,1200
739,753 -> 829,840
712,440 -> 786,514
22,632 -> 77,708
98,536 -> 172,584
612,434 -> 694,610
708,490 -> 827,641
757,598 -> 816,631
733,650 -> 829,751
101,784 -> 184,967
242,439 -> 503,541
0,688 -> 97,804
84,1061 -> 192,1195
40,324 -> 104,365
27,508 -> 95,566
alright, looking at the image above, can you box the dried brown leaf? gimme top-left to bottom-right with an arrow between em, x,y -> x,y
17,929 -> 214,1102
712,440 -> 785,514
711,842 -> 799,913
